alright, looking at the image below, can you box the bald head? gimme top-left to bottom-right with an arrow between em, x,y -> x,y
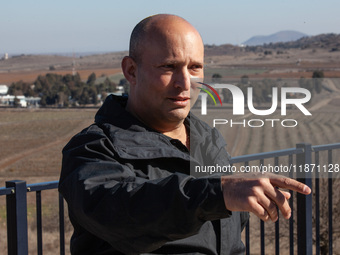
129,14 -> 203,63
122,14 -> 204,132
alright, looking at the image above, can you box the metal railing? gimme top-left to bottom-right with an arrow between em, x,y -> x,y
1,180 -> 65,255
0,142 -> 339,254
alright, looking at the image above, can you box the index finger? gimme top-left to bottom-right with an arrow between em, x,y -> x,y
270,177 -> 311,195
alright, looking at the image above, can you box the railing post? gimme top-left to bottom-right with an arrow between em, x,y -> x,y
59,193 -> 65,255
296,143 -> 313,255
6,180 -> 29,255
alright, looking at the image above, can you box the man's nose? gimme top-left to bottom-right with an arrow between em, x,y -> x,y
174,68 -> 191,91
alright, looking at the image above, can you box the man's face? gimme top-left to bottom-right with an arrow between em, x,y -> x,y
131,27 -> 204,129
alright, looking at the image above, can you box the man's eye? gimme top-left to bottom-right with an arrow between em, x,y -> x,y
162,64 -> 175,69
191,65 -> 203,71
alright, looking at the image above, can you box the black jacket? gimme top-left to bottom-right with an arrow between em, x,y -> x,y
59,95 -> 248,255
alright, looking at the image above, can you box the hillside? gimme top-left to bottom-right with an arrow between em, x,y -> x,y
260,33 -> 340,50
205,33 -> 340,55
243,30 -> 307,46
0,51 -> 127,73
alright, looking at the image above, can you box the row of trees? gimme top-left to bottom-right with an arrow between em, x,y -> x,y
8,70 -> 324,107
8,73 -> 129,107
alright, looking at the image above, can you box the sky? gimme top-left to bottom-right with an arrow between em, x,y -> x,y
1,0 -> 340,55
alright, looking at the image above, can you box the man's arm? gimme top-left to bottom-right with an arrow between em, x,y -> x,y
221,173 -> 311,222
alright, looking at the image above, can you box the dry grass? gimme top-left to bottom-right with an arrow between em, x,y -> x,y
0,108 -> 96,180
0,108 -> 96,254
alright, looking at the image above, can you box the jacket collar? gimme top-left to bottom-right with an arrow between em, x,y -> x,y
95,94 -> 150,132
95,95 -> 192,161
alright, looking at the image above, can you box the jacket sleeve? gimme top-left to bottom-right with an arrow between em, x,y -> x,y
59,125 -> 230,254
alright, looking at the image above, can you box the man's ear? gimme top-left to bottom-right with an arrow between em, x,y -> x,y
121,56 -> 137,86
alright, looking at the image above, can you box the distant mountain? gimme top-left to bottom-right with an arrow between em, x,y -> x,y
204,33 -> 340,57
243,31 -> 308,46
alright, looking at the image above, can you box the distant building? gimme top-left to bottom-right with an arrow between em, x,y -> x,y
0,85 -> 8,95
4,53 -> 8,60
0,95 -> 41,107
0,84 -> 41,107
107,86 -> 125,96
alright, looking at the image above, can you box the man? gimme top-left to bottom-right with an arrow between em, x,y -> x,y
59,14 -> 311,254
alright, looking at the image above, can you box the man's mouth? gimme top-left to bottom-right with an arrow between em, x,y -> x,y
168,97 -> 190,106
170,97 -> 190,101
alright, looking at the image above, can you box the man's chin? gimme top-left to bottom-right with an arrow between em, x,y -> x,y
167,108 -> 190,122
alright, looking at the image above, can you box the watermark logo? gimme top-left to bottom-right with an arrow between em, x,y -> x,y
196,82 -> 312,128
197,82 -> 223,106
198,83 -> 312,116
